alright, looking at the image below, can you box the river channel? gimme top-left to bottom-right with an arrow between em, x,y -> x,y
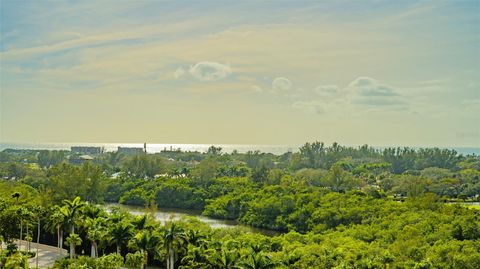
104,203 -> 279,236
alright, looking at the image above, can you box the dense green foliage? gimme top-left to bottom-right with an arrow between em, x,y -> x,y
2,143 -> 479,205
0,142 -> 479,268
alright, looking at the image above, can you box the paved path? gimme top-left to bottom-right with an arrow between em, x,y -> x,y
14,240 -> 68,268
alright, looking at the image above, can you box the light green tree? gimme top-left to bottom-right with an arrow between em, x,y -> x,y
65,233 -> 82,259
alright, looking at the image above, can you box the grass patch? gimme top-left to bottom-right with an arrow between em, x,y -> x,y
465,204 -> 480,210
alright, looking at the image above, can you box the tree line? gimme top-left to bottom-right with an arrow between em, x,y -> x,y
0,142 -> 479,268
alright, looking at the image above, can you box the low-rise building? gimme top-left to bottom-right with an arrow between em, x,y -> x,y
71,146 -> 103,155
117,147 -> 144,155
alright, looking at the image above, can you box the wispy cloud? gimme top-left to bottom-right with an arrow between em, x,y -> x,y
345,77 -> 407,109
263,76 -> 409,114
1,0 -> 478,146
315,85 -> 339,98
174,67 -> 186,79
1,19 -> 212,61
292,101 -> 324,114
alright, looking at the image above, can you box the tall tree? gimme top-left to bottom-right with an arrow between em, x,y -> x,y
32,205 -> 44,269
45,206 -> 66,252
208,249 -> 240,269
131,230 -> 160,269
60,197 -> 85,258
299,141 -> 325,169
16,206 -> 31,252
85,217 -> 103,258
164,223 -> 186,269
109,221 -> 134,255
61,196 -> 85,234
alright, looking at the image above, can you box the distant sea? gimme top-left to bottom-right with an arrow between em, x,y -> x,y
1,142 -> 479,155
0,142 -> 298,155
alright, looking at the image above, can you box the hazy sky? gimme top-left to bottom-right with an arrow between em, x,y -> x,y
1,0 -> 479,147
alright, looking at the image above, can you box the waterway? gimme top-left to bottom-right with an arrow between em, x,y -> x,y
104,203 -> 279,236
2,142 -> 480,155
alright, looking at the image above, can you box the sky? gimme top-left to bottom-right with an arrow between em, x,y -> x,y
0,0 -> 479,147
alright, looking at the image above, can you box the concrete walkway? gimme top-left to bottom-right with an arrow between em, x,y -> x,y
14,240 -> 68,268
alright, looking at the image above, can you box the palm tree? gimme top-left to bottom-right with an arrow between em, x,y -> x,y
224,240 -> 240,250
133,214 -> 154,231
238,252 -> 279,269
185,229 -> 207,247
45,206 -> 66,252
164,223 -> 186,269
97,229 -> 114,257
65,233 -> 82,259
60,197 -> 85,259
61,197 -> 86,235
130,231 -> 160,269
85,218 -> 103,258
109,221 -> 134,255
208,249 -> 240,269
249,243 -> 266,254
126,251 -> 144,269
107,151 -> 123,169
23,210 -> 33,252
25,234 -> 32,252
180,246 -> 211,268
281,252 -> 301,267
82,204 -> 106,219
16,206 -> 30,251
33,206 -> 44,269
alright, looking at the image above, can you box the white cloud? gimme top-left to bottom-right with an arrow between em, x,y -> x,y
347,77 -> 397,96
292,101 -> 324,114
174,67 -> 186,79
267,77 -> 409,115
272,77 -> 292,91
345,77 -> 407,108
189,61 -> 232,81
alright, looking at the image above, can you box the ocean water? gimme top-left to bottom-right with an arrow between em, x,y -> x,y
0,142 -> 298,155
0,142 -> 479,155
